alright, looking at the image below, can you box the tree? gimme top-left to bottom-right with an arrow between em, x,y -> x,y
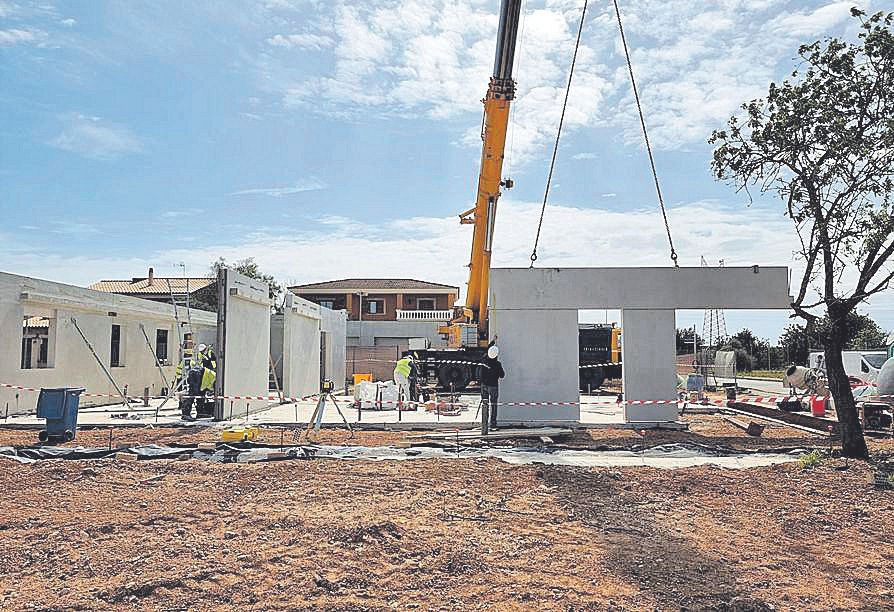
710,10 -> 894,458
719,336 -> 754,373
193,257 -> 283,312
675,328 -> 702,354
779,323 -> 811,366
778,312 -> 889,365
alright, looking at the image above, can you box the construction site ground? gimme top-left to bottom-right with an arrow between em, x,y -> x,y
1,413 -> 893,611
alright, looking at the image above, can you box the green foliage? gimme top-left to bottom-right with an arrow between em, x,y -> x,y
710,10 -> 894,326
210,257 -> 283,301
777,312 -> 889,364
798,450 -> 825,470
192,257 -> 283,312
711,8 -> 892,461
675,328 -> 702,354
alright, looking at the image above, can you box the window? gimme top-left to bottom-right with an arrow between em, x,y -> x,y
319,299 -> 335,310
417,298 -> 436,311
155,329 -> 169,363
110,324 -> 123,367
20,314 -> 54,369
864,354 -> 887,369
367,299 -> 384,315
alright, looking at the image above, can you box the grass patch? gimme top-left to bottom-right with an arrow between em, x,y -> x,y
799,450 -> 825,469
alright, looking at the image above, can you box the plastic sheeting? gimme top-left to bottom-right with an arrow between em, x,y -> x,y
0,442 -> 803,470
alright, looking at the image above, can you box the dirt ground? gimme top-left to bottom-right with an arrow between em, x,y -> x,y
1,416 -> 892,611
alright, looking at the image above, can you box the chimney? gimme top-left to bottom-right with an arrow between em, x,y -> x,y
148,267 -> 154,285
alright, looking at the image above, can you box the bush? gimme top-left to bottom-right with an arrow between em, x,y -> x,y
799,450 -> 825,469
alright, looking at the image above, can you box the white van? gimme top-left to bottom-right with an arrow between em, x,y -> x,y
808,351 -> 888,383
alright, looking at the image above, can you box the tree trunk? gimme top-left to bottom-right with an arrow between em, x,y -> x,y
824,322 -> 869,459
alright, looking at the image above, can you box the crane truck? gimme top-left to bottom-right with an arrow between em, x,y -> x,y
413,0 -> 621,392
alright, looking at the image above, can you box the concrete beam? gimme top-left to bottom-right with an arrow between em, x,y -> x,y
490,267 -> 790,310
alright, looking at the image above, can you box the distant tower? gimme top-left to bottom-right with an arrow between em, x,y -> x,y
701,256 -> 728,352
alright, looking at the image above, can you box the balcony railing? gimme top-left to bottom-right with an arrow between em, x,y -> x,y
396,309 -> 452,322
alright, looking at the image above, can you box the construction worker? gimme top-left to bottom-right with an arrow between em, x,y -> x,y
195,344 -> 216,418
478,344 -> 505,430
393,354 -> 417,406
180,343 -> 217,420
180,362 -> 203,421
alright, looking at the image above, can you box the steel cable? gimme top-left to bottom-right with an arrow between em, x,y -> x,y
530,0 -> 588,267
612,0 -> 679,266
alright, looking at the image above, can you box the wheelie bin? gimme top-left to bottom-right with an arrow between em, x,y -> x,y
36,387 -> 84,443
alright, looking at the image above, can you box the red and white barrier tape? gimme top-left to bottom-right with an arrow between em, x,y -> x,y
3,382 -> 891,409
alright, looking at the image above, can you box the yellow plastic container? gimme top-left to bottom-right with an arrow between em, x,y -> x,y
221,426 -> 260,442
353,373 -> 373,385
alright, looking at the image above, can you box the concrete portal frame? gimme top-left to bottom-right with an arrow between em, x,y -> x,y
489,267 -> 791,424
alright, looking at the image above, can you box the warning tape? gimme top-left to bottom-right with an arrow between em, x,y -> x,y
0,382 -> 323,405
2,382 -> 892,410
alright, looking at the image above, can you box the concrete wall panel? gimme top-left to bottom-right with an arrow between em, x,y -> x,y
489,308 -> 579,423
321,307 -> 347,389
219,269 -> 270,416
621,309 -> 679,422
282,298 -> 321,398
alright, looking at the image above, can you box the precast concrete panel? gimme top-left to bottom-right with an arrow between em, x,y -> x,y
321,307 -> 347,389
490,267 -> 790,310
488,308 -> 579,423
621,309 -> 679,422
488,266 -> 791,425
218,269 -> 271,418
280,293 -> 322,398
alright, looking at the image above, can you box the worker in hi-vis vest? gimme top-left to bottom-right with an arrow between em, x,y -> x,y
180,343 -> 217,420
393,354 -> 417,405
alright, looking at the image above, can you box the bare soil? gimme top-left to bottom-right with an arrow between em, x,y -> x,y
0,416 -> 892,610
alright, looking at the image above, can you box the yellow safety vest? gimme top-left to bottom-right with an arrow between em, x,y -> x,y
201,368 -> 216,392
394,358 -> 412,378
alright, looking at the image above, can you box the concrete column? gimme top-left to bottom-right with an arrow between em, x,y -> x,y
621,308 -> 678,423
489,308 -> 579,423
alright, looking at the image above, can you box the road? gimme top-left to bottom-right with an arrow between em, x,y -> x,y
716,376 -> 788,396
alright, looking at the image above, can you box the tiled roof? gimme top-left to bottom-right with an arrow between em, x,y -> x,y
289,278 -> 458,292
89,277 -> 215,294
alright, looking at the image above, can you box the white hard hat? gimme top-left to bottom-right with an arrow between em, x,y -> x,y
197,343 -> 207,352
487,345 -> 499,359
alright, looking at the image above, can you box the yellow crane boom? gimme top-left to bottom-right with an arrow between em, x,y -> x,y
452,0 -> 523,348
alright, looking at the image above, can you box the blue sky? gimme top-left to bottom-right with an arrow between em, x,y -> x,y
1,0 -> 891,342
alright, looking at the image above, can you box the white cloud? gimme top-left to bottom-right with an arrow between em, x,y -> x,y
267,32 -> 333,50
48,221 -> 99,236
767,1 -> 853,37
49,114 -> 144,160
572,152 -> 598,160
228,179 -> 325,197
601,193 -> 616,198
258,0 -> 863,159
162,208 -> 204,219
59,18 -> 76,27
0,27 -> 45,46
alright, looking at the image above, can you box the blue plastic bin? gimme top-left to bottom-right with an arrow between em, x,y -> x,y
36,387 -> 84,443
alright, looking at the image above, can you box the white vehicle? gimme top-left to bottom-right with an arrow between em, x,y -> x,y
808,350 -> 889,383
